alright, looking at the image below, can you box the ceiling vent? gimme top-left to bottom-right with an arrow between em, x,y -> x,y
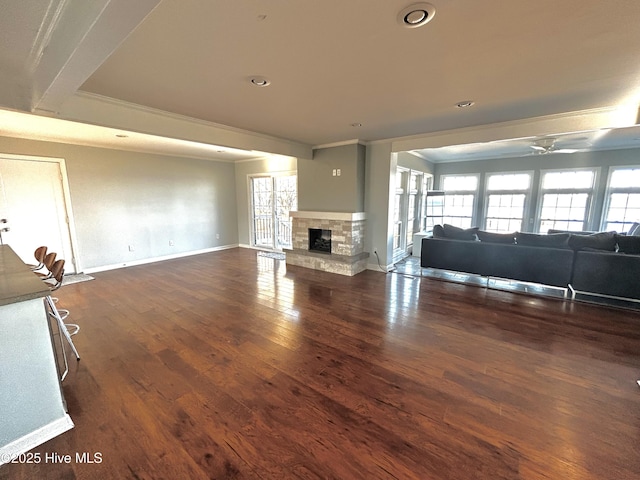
398,3 -> 436,28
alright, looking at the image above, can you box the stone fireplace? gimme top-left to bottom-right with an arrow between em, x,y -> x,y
285,211 -> 368,276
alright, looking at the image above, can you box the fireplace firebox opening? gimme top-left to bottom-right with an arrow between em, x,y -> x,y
309,228 -> 331,253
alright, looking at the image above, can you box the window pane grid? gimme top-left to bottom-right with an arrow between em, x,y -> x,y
487,173 -> 530,191
440,175 -> 478,227
537,169 -> 595,233
604,167 -> 640,233
539,193 -> 589,232
605,192 -> 640,232
485,193 -> 526,232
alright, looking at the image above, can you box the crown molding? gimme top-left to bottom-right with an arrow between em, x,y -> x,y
312,139 -> 368,150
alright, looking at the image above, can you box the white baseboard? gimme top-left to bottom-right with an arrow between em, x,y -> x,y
83,244 -> 238,274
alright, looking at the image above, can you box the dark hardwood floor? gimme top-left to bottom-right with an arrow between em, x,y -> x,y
2,248 -> 640,479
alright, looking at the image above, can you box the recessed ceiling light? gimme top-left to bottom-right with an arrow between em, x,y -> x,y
455,100 -> 475,108
249,76 -> 271,87
397,3 -> 436,28
351,122 -> 362,127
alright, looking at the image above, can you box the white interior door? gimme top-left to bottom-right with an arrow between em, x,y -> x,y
0,155 -> 76,273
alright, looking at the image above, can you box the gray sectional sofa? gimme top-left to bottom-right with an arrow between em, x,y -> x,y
420,224 -> 640,306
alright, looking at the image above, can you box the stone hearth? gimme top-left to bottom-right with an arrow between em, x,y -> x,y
285,211 -> 368,276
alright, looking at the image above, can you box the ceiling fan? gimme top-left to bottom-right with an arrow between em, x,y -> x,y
530,137 -> 579,154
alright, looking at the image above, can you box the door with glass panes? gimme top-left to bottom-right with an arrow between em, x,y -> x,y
250,175 -> 297,250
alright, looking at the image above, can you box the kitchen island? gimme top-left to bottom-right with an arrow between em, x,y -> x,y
0,245 -> 73,465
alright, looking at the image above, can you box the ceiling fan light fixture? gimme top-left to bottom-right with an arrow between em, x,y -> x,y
534,137 -> 556,149
398,3 -> 436,28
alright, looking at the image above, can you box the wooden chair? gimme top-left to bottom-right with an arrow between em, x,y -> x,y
44,259 -> 80,380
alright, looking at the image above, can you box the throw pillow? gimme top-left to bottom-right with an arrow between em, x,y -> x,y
548,229 -> 595,235
476,230 -> 515,244
616,234 -> 640,254
515,232 -> 570,248
442,224 -> 478,241
433,224 -> 446,238
568,231 -> 617,251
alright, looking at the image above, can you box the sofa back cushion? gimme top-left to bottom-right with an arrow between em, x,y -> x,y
476,230 -> 515,244
515,232 -> 570,248
616,234 -> 640,254
433,224 -> 446,238
442,224 -> 479,241
567,231 -> 617,251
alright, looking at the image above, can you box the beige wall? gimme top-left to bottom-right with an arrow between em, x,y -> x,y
0,136 -> 237,270
297,144 -> 366,212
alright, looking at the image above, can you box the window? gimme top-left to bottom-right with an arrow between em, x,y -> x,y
423,190 -> 444,231
603,167 -> 640,233
405,172 -> 420,248
485,172 -> 531,232
537,169 -> 595,233
419,175 -> 434,230
439,174 -> 478,228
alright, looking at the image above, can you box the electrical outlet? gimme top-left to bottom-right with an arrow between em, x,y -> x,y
332,169 -> 337,176
128,245 -> 135,252
216,233 -> 220,239
169,240 -> 175,246
337,169 -> 341,176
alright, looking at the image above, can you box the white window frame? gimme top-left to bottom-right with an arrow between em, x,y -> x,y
439,173 -> 480,228
601,166 -> 640,233
419,175 -> 435,231
535,167 -> 598,233
483,171 -> 533,232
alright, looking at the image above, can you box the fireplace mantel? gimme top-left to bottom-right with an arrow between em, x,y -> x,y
289,211 -> 366,222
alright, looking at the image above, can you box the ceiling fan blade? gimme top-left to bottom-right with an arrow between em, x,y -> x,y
553,148 -> 579,153
530,145 -> 547,152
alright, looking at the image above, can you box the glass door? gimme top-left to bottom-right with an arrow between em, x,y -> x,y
250,174 -> 297,250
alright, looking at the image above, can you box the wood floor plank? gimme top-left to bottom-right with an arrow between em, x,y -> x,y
1,248 -> 639,479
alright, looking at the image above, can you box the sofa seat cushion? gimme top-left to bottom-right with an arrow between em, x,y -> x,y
477,230 -> 515,244
516,232 -> 570,248
568,231 -> 617,251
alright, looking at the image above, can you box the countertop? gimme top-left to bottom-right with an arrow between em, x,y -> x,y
0,245 -> 50,306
